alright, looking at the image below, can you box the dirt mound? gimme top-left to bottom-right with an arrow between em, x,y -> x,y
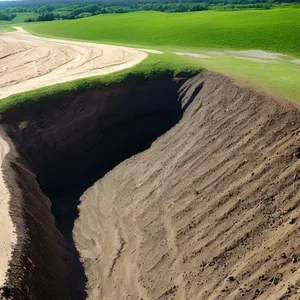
75,72 -> 300,299
1,71 -> 300,299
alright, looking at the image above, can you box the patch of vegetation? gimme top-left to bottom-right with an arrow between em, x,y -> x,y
25,9 -> 300,56
0,12 -> 16,21
0,12 -> 39,25
0,21 -> 14,32
12,12 -> 39,23
188,53 -> 300,104
0,54 -> 201,114
25,12 -> 56,22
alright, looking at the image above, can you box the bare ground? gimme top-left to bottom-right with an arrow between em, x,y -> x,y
74,71 -> 300,300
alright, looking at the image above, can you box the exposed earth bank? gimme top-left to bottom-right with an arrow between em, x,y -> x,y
1,71 -> 300,299
74,72 -> 300,300
0,75 -> 185,299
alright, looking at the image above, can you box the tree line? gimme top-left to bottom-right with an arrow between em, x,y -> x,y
0,0 -> 298,23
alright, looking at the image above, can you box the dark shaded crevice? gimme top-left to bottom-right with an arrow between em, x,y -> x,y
1,76 -> 188,300
47,109 -> 181,241
45,109 -> 182,300
182,82 -> 204,111
0,135 -> 73,300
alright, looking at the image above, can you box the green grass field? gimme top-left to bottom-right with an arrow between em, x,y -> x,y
23,9 -> 300,104
0,20 -> 8,26
0,12 -> 39,32
188,53 -> 300,102
25,9 -> 300,56
11,12 -> 39,23
0,21 -> 13,32
1,8 -> 299,109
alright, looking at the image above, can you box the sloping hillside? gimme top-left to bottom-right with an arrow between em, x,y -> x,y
74,71 -> 300,299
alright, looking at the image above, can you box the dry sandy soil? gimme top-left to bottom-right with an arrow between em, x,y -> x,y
0,27 -> 147,100
0,135 -> 16,288
73,72 -> 300,300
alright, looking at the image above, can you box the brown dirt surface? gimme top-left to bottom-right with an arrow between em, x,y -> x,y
73,71 -> 300,299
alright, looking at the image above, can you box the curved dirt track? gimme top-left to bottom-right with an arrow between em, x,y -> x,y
0,27 -> 147,100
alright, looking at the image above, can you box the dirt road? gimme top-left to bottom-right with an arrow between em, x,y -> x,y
0,27 -> 147,99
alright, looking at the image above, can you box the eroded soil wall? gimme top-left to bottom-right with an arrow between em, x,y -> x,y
1,132 -> 72,300
74,72 -> 300,299
1,76 -> 186,299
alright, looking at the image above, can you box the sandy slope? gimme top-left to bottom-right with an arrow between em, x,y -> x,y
74,72 -> 300,299
0,27 -> 147,99
0,135 -> 16,287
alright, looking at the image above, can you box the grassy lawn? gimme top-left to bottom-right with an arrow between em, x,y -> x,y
0,20 -> 13,32
23,9 -> 300,104
1,9 -> 299,106
25,9 -> 300,56
184,53 -> 300,103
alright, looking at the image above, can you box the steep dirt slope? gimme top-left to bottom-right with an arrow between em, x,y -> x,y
0,133 -> 72,300
74,72 -> 300,299
0,76 -> 184,300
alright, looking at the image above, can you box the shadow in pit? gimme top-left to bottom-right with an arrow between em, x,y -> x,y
42,110 -> 182,299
